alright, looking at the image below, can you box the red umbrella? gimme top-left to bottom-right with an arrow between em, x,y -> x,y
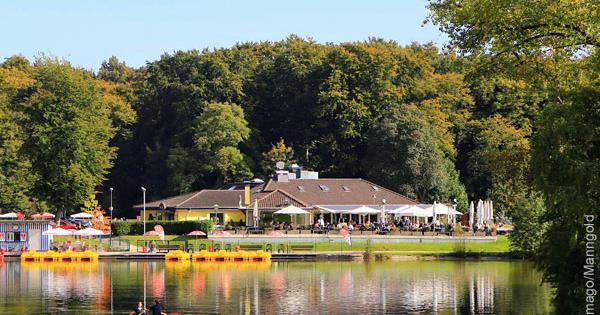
41,212 -> 55,219
267,230 -> 284,237
212,230 -> 232,236
31,213 -> 42,219
188,230 -> 207,250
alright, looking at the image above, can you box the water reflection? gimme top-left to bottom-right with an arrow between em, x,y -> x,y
0,260 -> 552,314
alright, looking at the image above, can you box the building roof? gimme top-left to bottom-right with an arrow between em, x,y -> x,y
262,178 -> 416,206
135,178 -> 416,211
133,190 -> 245,210
251,189 -> 308,209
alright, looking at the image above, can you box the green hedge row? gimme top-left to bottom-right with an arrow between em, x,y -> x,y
111,220 -> 214,236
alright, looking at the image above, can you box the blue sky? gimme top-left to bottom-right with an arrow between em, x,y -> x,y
1,0 -> 445,71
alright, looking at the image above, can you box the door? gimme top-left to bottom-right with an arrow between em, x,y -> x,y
29,229 -> 41,251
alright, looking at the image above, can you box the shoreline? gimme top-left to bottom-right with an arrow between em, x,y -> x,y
2,250 -> 522,262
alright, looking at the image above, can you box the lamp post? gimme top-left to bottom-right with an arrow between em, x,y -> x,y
141,187 -> 146,235
451,198 -> 458,225
109,187 -> 114,247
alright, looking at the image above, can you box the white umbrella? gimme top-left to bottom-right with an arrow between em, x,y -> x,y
253,199 -> 259,227
432,201 -> 438,222
484,200 -> 489,223
477,199 -> 484,226
73,227 -> 105,236
275,205 -> 309,227
387,205 -> 411,214
0,212 -> 18,219
432,204 -> 463,216
397,205 -> 430,217
274,205 -> 309,214
70,212 -> 94,219
42,228 -> 74,236
490,200 -> 494,223
469,201 -> 474,227
347,206 -> 380,214
348,205 -> 379,224
380,203 -> 386,224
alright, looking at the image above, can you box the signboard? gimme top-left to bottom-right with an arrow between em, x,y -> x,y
20,232 -> 27,241
0,232 -> 4,241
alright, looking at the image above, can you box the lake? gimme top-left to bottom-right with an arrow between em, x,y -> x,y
0,259 -> 552,314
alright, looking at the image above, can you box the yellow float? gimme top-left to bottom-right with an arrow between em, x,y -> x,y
165,250 -> 190,262
20,250 -> 98,263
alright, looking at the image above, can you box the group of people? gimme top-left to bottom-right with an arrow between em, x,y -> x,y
129,299 -> 171,315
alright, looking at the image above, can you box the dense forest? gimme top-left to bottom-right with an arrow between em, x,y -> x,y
1,40 -> 527,217
0,0 -> 597,312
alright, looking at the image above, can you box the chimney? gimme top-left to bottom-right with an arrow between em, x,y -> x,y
244,184 -> 250,206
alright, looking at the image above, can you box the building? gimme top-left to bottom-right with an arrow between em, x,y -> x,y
0,220 -> 52,251
134,167 -> 417,225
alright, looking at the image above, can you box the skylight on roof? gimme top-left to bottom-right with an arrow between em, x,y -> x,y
319,184 -> 330,192
372,185 -> 380,191
342,186 -> 351,192
297,185 -> 305,192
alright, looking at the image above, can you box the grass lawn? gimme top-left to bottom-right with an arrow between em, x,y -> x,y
113,235 -> 510,254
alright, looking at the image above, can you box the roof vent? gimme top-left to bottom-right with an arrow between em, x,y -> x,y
372,185 -> 380,191
319,184 -> 330,192
342,186 -> 351,192
297,185 -> 306,192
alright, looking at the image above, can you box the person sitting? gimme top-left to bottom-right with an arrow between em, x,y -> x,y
148,299 -> 167,315
129,301 -> 145,315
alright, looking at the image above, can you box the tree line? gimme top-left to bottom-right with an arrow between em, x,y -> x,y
0,39 -> 551,230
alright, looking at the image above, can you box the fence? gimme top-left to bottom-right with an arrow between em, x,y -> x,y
135,240 -> 188,253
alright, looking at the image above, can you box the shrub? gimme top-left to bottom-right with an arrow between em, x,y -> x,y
111,221 -> 131,236
453,223 -> 464,236
453,241 -> 467,257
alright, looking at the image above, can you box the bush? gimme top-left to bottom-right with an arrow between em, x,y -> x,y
453,223 -> 464,236
116,220 -> 216,235
111,221 -> 131,236
453,241 -> 467,257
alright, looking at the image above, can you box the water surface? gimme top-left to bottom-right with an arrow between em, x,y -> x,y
0,259 -> 552,314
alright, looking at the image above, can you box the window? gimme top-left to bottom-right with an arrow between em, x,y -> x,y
297,185 -> 305,192
342,186 -> 351,192
372,185 -> 380,191
210,213 -> 224,225
319,184 -> 330,192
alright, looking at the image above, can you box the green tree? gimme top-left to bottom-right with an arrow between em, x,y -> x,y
0,89 -> 33,212
428,1 -> 599,312
260,139 -> 296,176
17,58 -> 120,213
532,84 -> 600,312
98,56 -> 134,83
365,104 -> 467,210
195,102 -> 252,183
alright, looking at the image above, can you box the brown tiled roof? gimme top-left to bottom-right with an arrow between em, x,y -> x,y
133,190 -> 245,210
134,178 -> 416,211
262,178 -> 416,206
250,189 -> 308,209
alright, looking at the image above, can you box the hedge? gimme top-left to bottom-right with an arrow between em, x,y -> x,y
111,220 -> 214,236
